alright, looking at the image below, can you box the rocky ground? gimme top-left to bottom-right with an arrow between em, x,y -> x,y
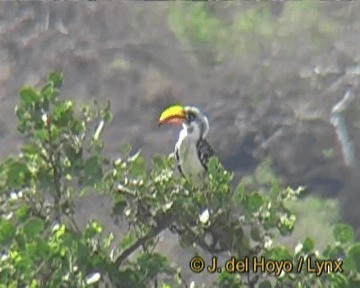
0,2 -> 360,285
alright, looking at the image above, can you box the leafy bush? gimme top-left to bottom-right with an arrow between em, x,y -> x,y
0,72 -> 359,287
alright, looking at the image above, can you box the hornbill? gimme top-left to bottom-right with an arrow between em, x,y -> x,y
158,104 -> 215,186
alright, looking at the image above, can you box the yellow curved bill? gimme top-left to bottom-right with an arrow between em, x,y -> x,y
158,104 -> 185,125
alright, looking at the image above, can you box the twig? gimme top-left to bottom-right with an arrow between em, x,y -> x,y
330,88 -> 357,168
65,213 -> 81,235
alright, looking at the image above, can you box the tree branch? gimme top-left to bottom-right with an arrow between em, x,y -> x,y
46,119 -> 62,223
330,88 -> 357,168
114,213 -> 171,268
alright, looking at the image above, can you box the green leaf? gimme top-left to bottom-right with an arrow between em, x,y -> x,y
84,156 -> 102,180
76,241 -> 90,266
136,253 -> 168,278
333,224 -> 354,244
85,220 -> 103,238
343,243 -> 360,272
270,179 -> 280,200
128,153 -> 146,179
40,82 -> 54,100
322,245 -> 344,260
207,157 -> 220,176
71,119 -> 85,135
234,183 -> 245,203
48,72 -> 64,88
53,224 -> 66,239
246,192 -> 263,213
35,128 -> 48,142
21,144 -> 39,156
217,270 -> 240,287
29,279 -> 40,288
258,280 -> 272,288
262,206 -> 278,229
0,220 -> 16,245
23,217 -> 44,239
35,240 -> 50,259
15,233 -> 26,249
278,213 -> 296,235
37,166 -> 53,188
152,156 -> 168,171
53,100 -> 73,127
6,160 -> 32,188
100,100 -> 112,123
20,87 -> 39,106
103,232 -> 114,249
119,230 -> 136,252
27,242 -> 43,260
15,204 -> 30,221
327,273 -> 347,288
302,237 -> 314,253
266,246 -> 292,261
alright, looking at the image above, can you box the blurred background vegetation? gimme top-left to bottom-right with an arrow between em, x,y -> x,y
0,1 -> 359,286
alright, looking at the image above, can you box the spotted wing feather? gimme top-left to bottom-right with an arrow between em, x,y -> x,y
196,139 -> 215,170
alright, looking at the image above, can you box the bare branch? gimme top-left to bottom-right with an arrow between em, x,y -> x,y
330,88 -> 357,168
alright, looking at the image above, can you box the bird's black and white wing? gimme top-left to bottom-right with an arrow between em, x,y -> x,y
196,138 -> 215,170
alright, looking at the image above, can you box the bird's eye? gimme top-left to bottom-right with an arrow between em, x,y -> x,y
187,112 -> 196,122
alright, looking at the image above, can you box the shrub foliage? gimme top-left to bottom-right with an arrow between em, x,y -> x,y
0,73 -> 359,287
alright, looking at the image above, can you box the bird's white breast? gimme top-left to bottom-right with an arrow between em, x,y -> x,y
175,129 -> 206,186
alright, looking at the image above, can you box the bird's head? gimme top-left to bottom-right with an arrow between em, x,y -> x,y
158,104 -> 209,139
